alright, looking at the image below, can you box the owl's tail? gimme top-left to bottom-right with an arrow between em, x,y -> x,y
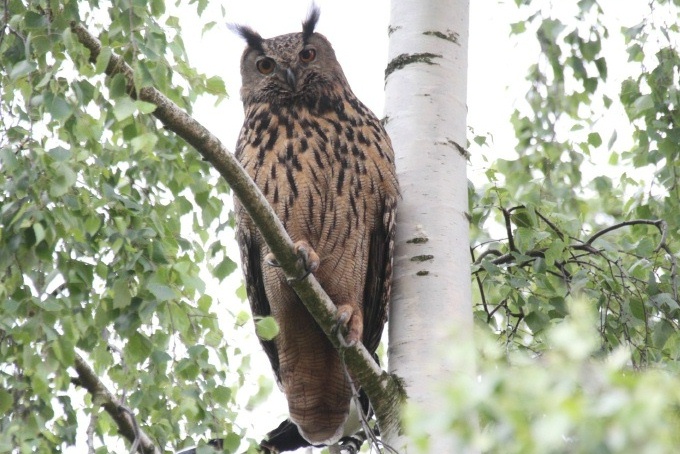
260,389 -> 372,453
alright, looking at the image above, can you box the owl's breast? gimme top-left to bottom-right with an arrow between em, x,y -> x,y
237,101 -> 397,243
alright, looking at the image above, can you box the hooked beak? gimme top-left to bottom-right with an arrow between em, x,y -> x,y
285,67 -> 297,91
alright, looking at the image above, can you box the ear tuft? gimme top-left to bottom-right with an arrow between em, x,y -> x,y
229,23 -> 265,53
302,4 -> 320,43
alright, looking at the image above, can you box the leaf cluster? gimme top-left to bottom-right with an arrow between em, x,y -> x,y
470,0 -> 680,368
0,1 -> 251,452
406,300 -> 680,454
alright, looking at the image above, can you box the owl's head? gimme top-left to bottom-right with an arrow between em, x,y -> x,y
232,6 -> 348,107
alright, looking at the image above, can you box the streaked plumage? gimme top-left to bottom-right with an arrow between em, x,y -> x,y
232,7 -> 398,451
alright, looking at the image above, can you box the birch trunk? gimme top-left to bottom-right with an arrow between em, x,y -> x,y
384,0 -> 473,451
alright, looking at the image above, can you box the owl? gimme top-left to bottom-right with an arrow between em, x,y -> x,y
232,7 -> 399,452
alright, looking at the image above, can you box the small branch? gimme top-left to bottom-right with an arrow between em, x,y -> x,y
534,209 -> 565,241
473,248 -> 502,265
470,248 -> 491,320
584,219 -> 665,247
491,249 -> 545,266
68,21 -> 400,437
73,353 -> 160,454
119,405 -> 142,454
502,207 -> 516,252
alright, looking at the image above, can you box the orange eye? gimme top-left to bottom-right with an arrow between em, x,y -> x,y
256,58 -> 276,75
299,48 -> 316,63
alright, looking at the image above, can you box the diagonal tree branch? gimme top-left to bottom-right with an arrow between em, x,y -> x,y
72,352 -> 160,454
68,21 -> 403,443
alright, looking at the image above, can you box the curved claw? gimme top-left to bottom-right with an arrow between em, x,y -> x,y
271,241 -> 320,283
335,303 -> 363,347
282,241 -> 320,283
286,268 -> 313,284
264,252 -> 280,268
294,240 -> 320,274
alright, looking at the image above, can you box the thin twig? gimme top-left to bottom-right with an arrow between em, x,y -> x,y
534,209 -> 565,241
86,405 -> 97,454
73,353 -> 160,454
119,405 -> 142,454
502,207 -> 516,252
585,219 -> 664,247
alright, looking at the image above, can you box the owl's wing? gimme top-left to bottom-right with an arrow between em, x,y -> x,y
236,220 -> 281,383
361,196 -> 398,355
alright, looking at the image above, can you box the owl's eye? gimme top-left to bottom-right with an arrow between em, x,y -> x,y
256,58 -> 276,75
299,48 -> 316,63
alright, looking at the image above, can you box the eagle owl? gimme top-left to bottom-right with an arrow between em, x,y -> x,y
233,7 -> 399,452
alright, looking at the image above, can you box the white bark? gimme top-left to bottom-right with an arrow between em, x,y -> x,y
384,0 -> 473,452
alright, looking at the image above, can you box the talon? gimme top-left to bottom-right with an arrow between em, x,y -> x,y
335,304 -> 363,347
286,268 -> 313,284
294,240 -> 320,274
264,252 -> 280,267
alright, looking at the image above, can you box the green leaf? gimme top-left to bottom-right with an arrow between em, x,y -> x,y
524,311 -> 549,333
632,94 -> 654,116
135,100 -> 157,114
511,210 -> 533,228
94,47 -> 112,74
133,60 -> 156,89
126,332 -> 153,364
33,222 -> 46,244
147,283 -> 177,302
175,358 -> 200,380
197,0 -> 209,15
236,310 -> 250,326
214,255 -> 237,281
650,293 -> 679,311
473,135 -> 487,146
255,316 -> 279,341
168,301 -> 191,334
595,57 -> 607,80
652,319 -> 675,349
626,43 -> 644,62
49,164 -> 77,198
236,283 -> 248,301
205,76 -> 226,95
131,132 -> 159,152
9,60 -> 38,80
510,22 -> 526,34
150,0 -> 166,16
0,389 -> 12,413
52,336 -> 75,366
544,239 -> 566,266
212,386 -> 232,405
587,132 -> 602,147
635,237 -> 655,256
113,97 -> 137,121
45,92 -> 74,121
607,130 -> 617,151
222,433 -> 242,452
109,73 -> 128,98
202,21 -> 217,36
629,299 -> 646,321
113,279 -> 132,309
49,146 -> 72,161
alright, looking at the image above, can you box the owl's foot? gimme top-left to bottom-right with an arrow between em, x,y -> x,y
264,241 -> 320,281
335,303 -> 363,346
291,240 -> 320,280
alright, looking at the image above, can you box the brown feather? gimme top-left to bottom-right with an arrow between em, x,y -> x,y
234,21 -> 398,448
